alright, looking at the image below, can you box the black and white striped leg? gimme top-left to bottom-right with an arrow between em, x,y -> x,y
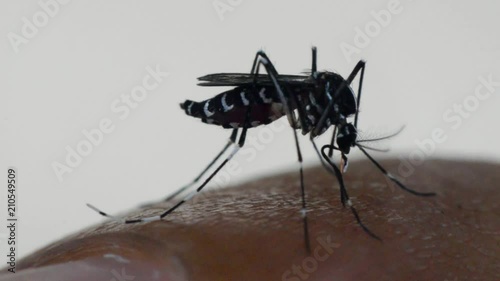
159,129 -> 239,202
320,144 -> 382,241
250,53 -> 311,253
295,122 -> 311,253
87,126 -> 249,224
357,145 -> 436,197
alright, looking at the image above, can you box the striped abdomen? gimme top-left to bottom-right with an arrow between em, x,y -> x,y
181,86 -> 289,128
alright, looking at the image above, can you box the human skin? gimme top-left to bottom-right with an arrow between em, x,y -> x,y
0,159 -> 499,280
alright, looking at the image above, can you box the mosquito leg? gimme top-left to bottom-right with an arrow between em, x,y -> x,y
320,145 -> 381,241
311,83 -> 336,138
282,110 -> 311,253
311,140 -> 347,206
249,51 -> 299,128
349,60 -> 366,129
293,118 -> 311,253
158,129 -> 238,203
327,126 -> 337,158
251,51 -> 310,130
250,51 -> 263,75
357,146 -> 436,197
310,139 -> 334,175
346,60 -> 366,84
250,54 -> 312,253
311,46 -> 318,77
249,51 -> 304,129
87,113 -> 251,224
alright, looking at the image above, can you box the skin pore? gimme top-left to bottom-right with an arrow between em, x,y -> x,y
2,159 -> 499,281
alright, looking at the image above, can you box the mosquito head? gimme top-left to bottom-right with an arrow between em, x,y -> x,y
336,123 -> 357,154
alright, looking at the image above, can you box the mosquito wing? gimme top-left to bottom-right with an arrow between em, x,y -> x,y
197,73 -> 315,87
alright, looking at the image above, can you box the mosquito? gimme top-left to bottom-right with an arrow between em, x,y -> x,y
88,47 -> 435,253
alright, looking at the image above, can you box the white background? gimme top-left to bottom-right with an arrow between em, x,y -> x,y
1,0 -> 499,259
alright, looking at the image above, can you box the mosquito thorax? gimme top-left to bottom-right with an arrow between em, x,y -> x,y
319,73 -> 357,114
306,72 -> 357,138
